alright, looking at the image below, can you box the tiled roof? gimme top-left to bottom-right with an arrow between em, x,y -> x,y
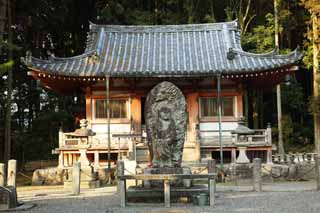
28,20 -> 302,77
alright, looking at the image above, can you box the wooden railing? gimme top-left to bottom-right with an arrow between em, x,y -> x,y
272,153 -> 317,164
197,127 -> 272,147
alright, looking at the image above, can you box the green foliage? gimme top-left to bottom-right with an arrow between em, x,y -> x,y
0,60 -> 14,75
300,0 -> 320,69
18,111 -> 74,161
242,13 -> 274,53
282,80 -> 307,119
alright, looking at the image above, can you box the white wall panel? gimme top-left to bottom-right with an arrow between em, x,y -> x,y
199,122 -> 238,136
92,123 -> 131,133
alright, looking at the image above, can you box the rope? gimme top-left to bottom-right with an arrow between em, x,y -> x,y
124,168 -> 136,175
193,167 -> 208,174
18,172 -> 32,180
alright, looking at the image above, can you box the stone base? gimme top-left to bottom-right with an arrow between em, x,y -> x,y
127,184 -> 208,202
64,180 -> 100,189
32,167 -> 64,185
143,167 -> 192,188
80,166 -> 96,181
0,186 -> 18,210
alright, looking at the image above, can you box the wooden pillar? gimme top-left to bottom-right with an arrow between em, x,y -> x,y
244,90 -> 249,126
85,87 -> 92,122
267,149 -> 273,164
63,153 -> 68,167
68,153 -> 73,166
94,151 -> 100,168
231,148 -> 237,164
237,96 -> 243,118
186,92 -> 200,161
58,152 -> 64,168
253,91 -> 258,129
131,97 -> 141,135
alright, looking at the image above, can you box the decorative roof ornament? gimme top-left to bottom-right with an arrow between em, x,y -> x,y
227,48 -> 236,60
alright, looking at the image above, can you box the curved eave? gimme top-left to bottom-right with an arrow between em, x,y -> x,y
27,52 -> 302,78
28,63 -> 299,81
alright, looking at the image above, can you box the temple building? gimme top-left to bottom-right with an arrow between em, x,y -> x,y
25,20 -> 302,169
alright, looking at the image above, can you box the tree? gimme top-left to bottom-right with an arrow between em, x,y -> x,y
301,0 -> 320,153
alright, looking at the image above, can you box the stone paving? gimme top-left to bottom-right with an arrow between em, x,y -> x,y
11,181 -> 320,213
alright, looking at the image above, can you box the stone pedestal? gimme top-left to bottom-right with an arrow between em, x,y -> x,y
143,167 -> 192,188
236,146 -> 250,164
64,147 -> 99,189
0,186 -> 18,210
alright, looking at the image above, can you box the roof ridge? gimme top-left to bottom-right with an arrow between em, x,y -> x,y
88,20 -> 239,33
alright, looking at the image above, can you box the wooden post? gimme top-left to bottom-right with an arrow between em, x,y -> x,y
94,151 -> 99,168
118,161 -> 126,207
58,152 -> 64,169
7,159 -> 16,187
267,149 -> 273,164
164,179 -> 170,207
217,75 -> 223,169
253,158 -> 262,192
106,76 -> 111,171
72,162 -> 81,195
0,163 -> 5,187
208,159 -> 215,206
315,155 -> 320,190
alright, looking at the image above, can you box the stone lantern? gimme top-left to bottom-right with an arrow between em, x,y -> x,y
231,117 -> 254,164
66,119 -> 99,188
72,119 -> 95,167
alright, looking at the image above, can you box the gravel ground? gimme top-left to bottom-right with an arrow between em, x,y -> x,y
11,181 -> 320,213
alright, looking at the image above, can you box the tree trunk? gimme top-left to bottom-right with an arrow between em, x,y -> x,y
4,0 -> 12,162
313,14 -> 320,154
0,0 -> 6,40
274,0 -> 285,154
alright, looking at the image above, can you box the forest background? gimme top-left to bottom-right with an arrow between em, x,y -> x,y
0,0 -> 319,165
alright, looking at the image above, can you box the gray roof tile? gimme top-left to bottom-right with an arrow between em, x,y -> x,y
28,20 -> 302,77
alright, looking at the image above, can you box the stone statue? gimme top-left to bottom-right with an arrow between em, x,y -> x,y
145,81 -> 187,168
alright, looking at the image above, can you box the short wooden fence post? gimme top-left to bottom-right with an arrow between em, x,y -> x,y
118,161 -> 126,207
253,158 -> 262,192
7,160 -> 16,187
208,159 -> 215,206
72,162 -> 81,195
315,155 -> 320,191
164,179 -> 170,207
0,163 -> 5,187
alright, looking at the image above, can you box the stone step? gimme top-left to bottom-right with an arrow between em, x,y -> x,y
127,184 -> 208,199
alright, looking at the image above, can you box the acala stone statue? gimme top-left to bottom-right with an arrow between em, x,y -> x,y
145,81 -> 187,168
